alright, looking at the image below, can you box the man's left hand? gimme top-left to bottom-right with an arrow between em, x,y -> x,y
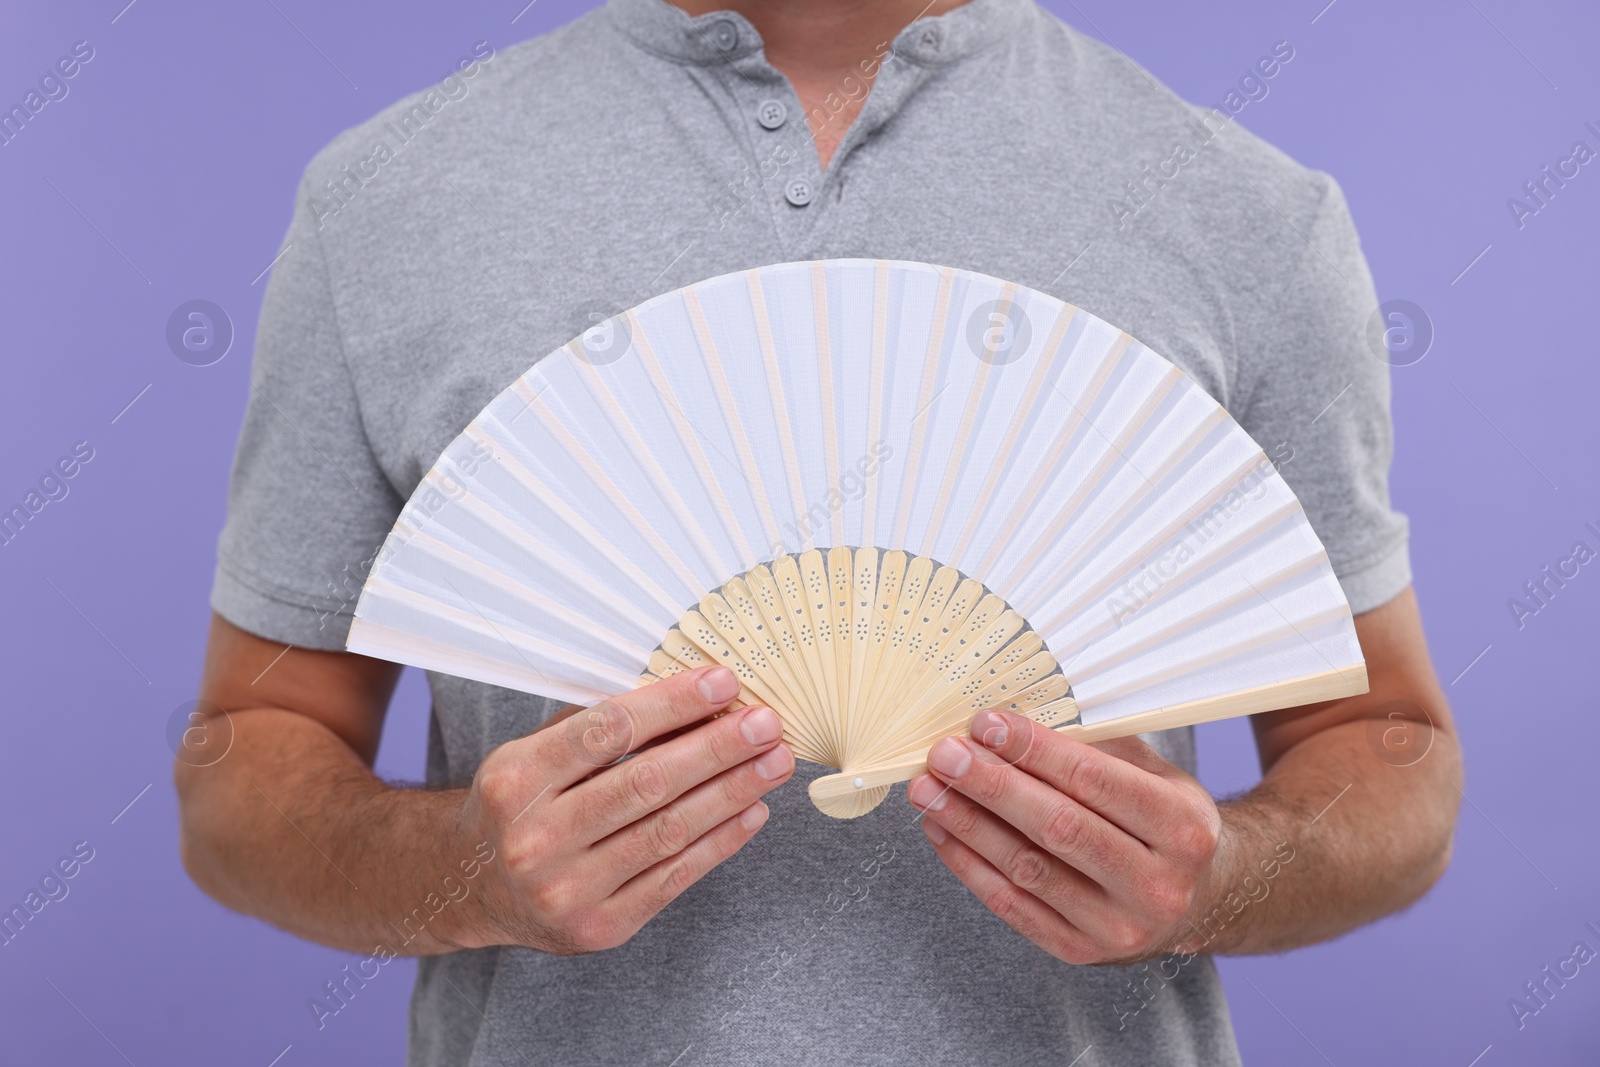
907,709 -> 1225,965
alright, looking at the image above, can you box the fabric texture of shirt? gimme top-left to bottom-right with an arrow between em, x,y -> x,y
211,0 -> 1410,1063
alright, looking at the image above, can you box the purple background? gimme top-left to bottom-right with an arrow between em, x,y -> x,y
1,0 -> 1596,1063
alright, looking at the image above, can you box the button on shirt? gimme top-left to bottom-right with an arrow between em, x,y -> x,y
756,97 -> 787,129
212,0 -> 1410,1064
707,16 -> 738,52
784,177 -> 815,206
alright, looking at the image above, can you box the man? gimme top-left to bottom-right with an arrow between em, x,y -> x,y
178,0 -> 1462,1063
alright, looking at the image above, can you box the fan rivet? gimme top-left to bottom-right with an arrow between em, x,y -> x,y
853,777 -> 864,789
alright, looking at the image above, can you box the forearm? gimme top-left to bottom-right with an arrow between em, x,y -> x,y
175,707 -> 489,957
1180,717 -> 1462,956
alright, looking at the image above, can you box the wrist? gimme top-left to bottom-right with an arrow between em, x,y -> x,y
1172,803 -> 1299,956
1171,821 -> 1238,956
428,836 -> 504,952
369,788 -> 504,955
432,792 -> 506,952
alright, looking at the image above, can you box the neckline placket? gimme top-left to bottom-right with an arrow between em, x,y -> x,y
606,0 -> 1031,253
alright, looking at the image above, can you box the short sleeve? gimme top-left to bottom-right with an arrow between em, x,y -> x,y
210,171 -> 404,651
1235,176 -> 1411,616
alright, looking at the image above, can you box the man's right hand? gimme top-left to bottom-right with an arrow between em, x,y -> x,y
177,617 -> 791,960
456,665 -> 794,955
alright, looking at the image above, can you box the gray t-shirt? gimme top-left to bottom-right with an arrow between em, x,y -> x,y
211,0 -> 1410,1063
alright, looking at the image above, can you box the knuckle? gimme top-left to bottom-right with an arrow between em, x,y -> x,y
1107,920 -> 1149,958
1145,879 -> 1194,923
530,878 -> 577,919
943,800 -> 981,839
500,832 -> 544,876
1006,719 -> 1042,765
1195,802 -> 1223,851
475,759 -> 521,821
969,765 -> 1010,805
1062,753 -> 1111,808
569,701 -> 634,765
1172,818 -> 1219,863
1084,838 -> 1123,881
719,766 -> 754,808
981,884 -> 1024,926
661,856 -> 699,899
648,806 -> 693,858
1040,806 -> 1092,858
623,759 -> 670,811
1004,847 -> 1053,892
655,674 -> 710,722
705,720 -> 746,766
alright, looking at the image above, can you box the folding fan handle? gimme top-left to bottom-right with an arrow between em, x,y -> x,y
807,718 -> 1117,814
809,757 -> 934,811
807,664 -> 1370,815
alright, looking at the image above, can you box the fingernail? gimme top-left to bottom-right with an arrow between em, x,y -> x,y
752,745 -> 793,781
739,802 -> 769,831
698,667 -> 739,704
907,774 -> 947,811
927,738 -> 972,779
974,711 -> 1009,749
740,705 -> 782,746
922,818 -> 948,845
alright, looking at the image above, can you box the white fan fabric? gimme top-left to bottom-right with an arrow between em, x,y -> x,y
349,260 -> 1362,734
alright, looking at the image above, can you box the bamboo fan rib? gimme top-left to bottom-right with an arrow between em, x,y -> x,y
349,259 -> 1367,819
640,548 -> 1077,818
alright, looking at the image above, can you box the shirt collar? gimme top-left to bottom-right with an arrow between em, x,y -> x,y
607,0 -> 1028,67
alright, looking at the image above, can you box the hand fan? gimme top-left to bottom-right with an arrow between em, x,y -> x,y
348,260 -> 1366,818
